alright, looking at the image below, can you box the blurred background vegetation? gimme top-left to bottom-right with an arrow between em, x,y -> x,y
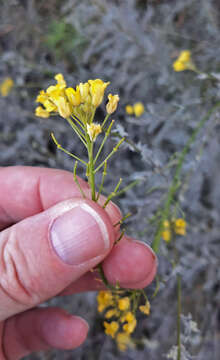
0,0 -> 220,359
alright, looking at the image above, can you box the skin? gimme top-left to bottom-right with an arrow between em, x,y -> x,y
0,166 -> 157,359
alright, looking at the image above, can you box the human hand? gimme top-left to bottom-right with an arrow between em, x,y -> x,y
0,166 -> 157,359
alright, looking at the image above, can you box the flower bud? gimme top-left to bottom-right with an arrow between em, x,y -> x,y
106,94 -> 119,114
87,123 -> 102,141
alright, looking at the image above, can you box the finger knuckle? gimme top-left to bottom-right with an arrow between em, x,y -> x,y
0,227 -> 40,307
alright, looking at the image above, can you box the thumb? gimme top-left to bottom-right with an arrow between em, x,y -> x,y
0,198 -> 115,321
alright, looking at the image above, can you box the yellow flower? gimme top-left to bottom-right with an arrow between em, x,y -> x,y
106,94 -> 120,114
174,218 -> 186,236
88,79 -> 110,107
133,102 -> 144,117
162,230 -> 171,242
43,99 -> 57,112
116,332 -> 131,352
125,105 -> 134,115
65,87 -> 81,106
118,297 -> 130,311
123,316 -> 137,334
163,220 -> 170,229
173,50 -> 194,72
36,90 -> 48,104
46,84 -> 64,99
173,60 -> 186,72
0,77 -> 14,97
54,73 -> 66,88
120,311 -> 137,333
56,97 -> 71,119
139,300 -> 150,316
120,311 -> 135,323
104,321 -> 119,338
79,82 -> 90,102
87,123 -> 102,142
105,309 -> 119,319
162,220 -> 171,242
97,291 -> 113,313
36,89 -> 58,113
35,106 -> 50,118
178,50 -> 191,63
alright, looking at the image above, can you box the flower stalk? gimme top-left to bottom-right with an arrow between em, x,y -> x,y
35,74 -> 147,351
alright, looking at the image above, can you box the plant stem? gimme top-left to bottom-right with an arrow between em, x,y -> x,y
177,274 -> 182,360
73,161 -> 86,198
96,161 -> 107,202
94,120 -> 114,165
94,137 -> 125,173
51,133 -> 87,165
87,139 -> 96,201
66,117 -> 87,146
97,264 -> 115,290
151,102 -> 220,253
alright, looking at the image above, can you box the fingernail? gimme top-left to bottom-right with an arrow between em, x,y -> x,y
50,203 -> 110,265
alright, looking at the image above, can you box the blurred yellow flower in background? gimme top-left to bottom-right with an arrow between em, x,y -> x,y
97,291 -> 113,313
125,104 -> 134,115
173,50 -> 195,72
133,102 -> 145,117
118,297 -> 130,311
139,300 -> 151,316
0,77 -> 14,97
116,332 -> 132,352
125,102 -> 145,117
162,220 -> 171,242
104,321 -> 119,338
174,218 -> 186,235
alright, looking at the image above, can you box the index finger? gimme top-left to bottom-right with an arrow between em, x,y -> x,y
0,166 -> 121,230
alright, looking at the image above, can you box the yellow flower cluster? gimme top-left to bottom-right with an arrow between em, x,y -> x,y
173,50 -> 195,72
162,218 -> 187,242
97,291 -> 151,351
97,291 -> 135,350
125,102 -> 145,117
0,77 -> 14,97
35,74 -> 119,142
36,74 -> 108,119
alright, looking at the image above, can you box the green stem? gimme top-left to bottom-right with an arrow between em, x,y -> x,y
96,161 -> 107,202
51,133 -> 87,165
152,102 -> 220,253
103,178 -> 122,208
97,264 -> 115,290
102,114 -> 110,129
113,212 -> 132,227
87,138 -> 96,201
73,161 -> 86,198
177,274 -> 182,360
94,120 -> 114,165
115,179 -> 140,197
94,137 -> 125,174
66,117 -> 87,146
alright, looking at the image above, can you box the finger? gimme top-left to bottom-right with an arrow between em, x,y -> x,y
0,198 -> 115,321
61,236 -> 157,295
0,166 -> 121,230
102,236 -> 157,288
1,307 -> 88,359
